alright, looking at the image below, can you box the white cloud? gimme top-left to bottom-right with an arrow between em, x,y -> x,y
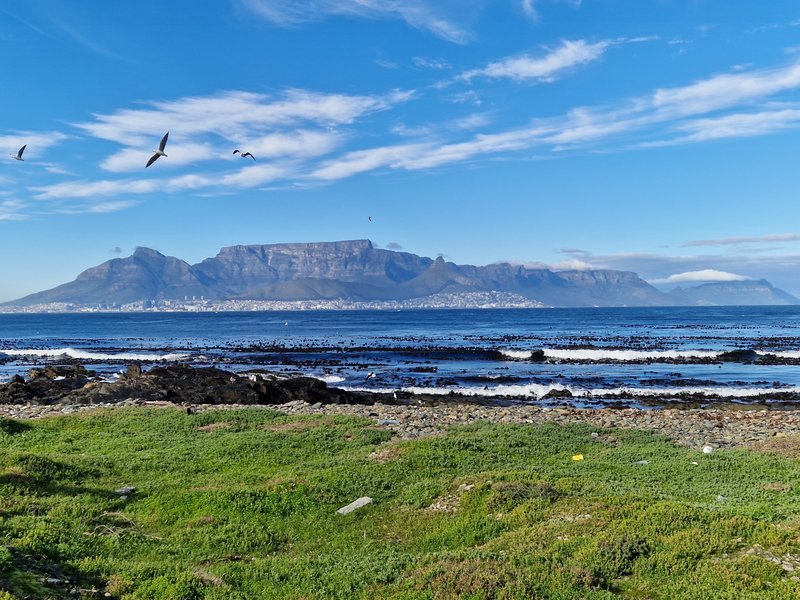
77,89 -> 411,144
551,259 -> 593,270
101,142 -> 218,172
521,0 -> 537,19
651,109 -> 800,145
413,56 -> 451,70
0,199 -> 28,221
311,143 -> 427,180
239,0 -> 483,43
33,179 -> 159,200
519,0 -> 582,21
683,233 -> 800,247
220,163 -> 290,187
0,131 -> 68,159
652,62 -> 800,118
460,39 -> 611,82
76,89 -> 410,173
648,269 -> 751,284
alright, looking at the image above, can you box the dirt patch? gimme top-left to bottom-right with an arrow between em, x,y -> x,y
196,422 -> 232,432
264,417 -> 334,433
368,444 -> 406,463
763,482 -> 792,493
752,435 -> 800,458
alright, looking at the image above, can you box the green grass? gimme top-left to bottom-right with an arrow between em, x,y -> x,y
1,408 -> 799,599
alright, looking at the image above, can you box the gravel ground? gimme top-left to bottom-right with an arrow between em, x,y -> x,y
4,399 -> 800,451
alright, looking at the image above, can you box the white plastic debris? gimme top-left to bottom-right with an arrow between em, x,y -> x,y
336,496 -> 373,515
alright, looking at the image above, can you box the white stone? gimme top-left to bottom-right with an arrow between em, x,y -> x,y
336,496 -> 373,515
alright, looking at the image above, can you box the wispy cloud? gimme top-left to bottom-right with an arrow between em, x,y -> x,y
459,39 -> 611,83
683,233 -> 800,247
413,56 -> 451,70
644,108 -> 800,146
0,131 -> 68,159
0,199 -> 28,221
56,22 -> 128,61
78,89 -> 411,144
519,0 -> 583,22
648,269 -> 751,284
75,89 -> 411,173
238,0 -> 484,43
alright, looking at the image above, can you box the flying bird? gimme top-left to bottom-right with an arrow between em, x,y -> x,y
368,216 -> 373,222
233,149 -> 255,160
145,132 -> 169,168
11,144 -> 26,161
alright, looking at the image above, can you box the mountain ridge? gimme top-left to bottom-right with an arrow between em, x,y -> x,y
6,240 -> 799,308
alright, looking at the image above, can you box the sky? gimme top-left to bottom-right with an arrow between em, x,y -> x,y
3,1 -> 800,301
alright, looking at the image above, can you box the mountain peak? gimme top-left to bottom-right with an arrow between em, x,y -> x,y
133,247 -> 165,258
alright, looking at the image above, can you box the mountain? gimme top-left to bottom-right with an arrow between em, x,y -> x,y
7,240 -> 796,308
668,279 -> 800,306
11,247 -> 217,306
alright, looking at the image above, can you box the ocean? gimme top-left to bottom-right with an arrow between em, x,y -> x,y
2,306 -> 800,408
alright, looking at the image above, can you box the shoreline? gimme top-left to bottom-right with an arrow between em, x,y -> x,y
3,397 -> 800,451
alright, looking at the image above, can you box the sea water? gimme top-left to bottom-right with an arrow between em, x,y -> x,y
2,306 -> 800,406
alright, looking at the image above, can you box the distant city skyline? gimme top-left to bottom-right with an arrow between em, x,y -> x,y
3,1 -> 800,301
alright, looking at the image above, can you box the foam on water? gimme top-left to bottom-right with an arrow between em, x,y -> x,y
0,348 -> 189,361
316,374 -> 346,384
501,348 -> 724,361
342,382 -> 800,400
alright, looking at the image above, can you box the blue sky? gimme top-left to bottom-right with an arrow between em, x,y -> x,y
3,1 -> 800,301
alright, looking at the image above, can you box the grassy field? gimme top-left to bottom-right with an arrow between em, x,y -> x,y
1,407 -> 800,599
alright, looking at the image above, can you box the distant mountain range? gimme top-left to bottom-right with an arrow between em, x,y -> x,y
6,240 -> 799,308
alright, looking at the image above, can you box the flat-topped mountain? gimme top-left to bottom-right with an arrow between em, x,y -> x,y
6,240 -> 798,308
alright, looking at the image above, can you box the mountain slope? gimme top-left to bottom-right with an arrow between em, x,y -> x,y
10,248 -> 216,306
669,280 -> 800,306
9,240 -> 793,308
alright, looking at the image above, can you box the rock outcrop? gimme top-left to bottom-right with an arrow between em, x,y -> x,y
0,363 -> 364,406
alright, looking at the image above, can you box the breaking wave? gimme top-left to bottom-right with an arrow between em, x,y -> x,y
0,348 -> 189,361
343,382 -> 800,400
498,348 -> 800,361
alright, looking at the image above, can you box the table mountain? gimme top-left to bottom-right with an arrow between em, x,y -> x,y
7,240 -> 796,307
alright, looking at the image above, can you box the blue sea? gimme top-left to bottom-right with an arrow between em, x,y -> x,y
3,306 -> 800,407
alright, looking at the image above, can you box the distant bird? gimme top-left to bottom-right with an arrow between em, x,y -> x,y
233,149 -> 255,160
366,372 -> 376,380
11,144 -> 26,161
145,132 -> 169,168
368,216 -> 373,222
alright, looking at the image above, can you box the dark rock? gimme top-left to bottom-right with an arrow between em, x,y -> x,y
528,349 -> 546,362
125,363 -> 142,379
5,363 -> 366,408
717,349 -> 761,363
542,388 -> 573,399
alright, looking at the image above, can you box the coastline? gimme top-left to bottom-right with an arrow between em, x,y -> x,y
4,397 -> 800,451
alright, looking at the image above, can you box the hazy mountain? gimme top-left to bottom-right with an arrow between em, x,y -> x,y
11,247 -> 217,306
668,279 -> 800,306
7,240 -> 797,308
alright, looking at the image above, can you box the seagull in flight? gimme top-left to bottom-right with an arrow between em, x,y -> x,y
11,144 -> 26,161
145,132 -> 169,168
233,149 -> 255,161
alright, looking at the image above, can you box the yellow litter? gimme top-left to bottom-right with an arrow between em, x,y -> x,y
572,454 -> 584,461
